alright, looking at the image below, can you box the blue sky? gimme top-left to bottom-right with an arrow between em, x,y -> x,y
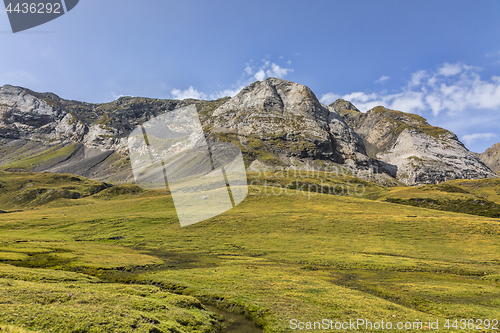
1,0 -> 500,153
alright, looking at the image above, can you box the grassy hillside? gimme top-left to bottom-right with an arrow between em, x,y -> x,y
377,178 -> 500,218
0,171 -> 500,332
0,143 -> 78,172
0,171 -> 111,210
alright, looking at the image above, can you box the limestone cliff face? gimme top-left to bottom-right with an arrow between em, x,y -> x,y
479,143 -> 500,172
337,104 -> 496,185
209,78 -> 369,168
0,85 -> 64,140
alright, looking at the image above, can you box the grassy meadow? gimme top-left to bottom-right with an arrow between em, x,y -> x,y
0,170 -> 499,332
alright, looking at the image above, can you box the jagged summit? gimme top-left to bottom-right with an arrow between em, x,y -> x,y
0,79 -> 496,185
329,99 -> 361,115
209,77 -> 369,168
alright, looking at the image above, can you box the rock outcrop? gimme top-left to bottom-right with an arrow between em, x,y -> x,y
337,104 -> 496,185
208,78 -> 398,183
479,143 -> 500,173
210,79 -> 366,164
0,85 -> 64,141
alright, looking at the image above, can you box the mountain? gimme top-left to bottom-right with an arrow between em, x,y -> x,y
336,102 -> 495,185
0,84 -> 228,182
0,79 -> 496,185
207,78 -> 397,184
479,143 -> 500,173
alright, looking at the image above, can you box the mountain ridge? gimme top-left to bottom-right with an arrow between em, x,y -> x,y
0,79 -> 496,185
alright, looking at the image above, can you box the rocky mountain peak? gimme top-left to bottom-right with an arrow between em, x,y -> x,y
479,143 -> 500,172
329,99 -> 360,115
209,77 -> 374,172
213,77 -> 327,123
0,84 -> 61,118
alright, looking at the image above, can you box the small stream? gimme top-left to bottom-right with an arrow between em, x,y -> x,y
204,305 -> 264,333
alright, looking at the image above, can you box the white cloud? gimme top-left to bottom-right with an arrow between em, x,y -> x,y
254,69 -> 266,81
486,50 -> 500,57
462,133 -> 497,146
251,59 -> 294,81
171,86 -> 244,101
375,75 -> 390,83
209,86 -> 244,100
171,56 -> 294,100
171,86 -> 207,100
438,62 -> 463,76
320,61 -> 500,117
343,91 -> 379,104
110,92 -> 125,100
388,91 -> 426,113
319,92 -> 341,105
267,63 -> 292,78
409,70 -> 428,87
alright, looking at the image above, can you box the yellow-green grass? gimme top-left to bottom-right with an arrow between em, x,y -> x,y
0,144 -> 77,172
380,178 -> 500,204
0,324 -> 39,333
0,171 -> 110,210
0,171 -> 500,332
0,264 -> 222,333
377,178 -> 500,218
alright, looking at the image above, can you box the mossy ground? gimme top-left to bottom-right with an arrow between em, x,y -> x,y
0,171 -> 499,332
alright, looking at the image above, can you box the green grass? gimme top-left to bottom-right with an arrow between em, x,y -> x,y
0,171 -> 500,332
0,144 -> 77,172
0,264 -> 222,333
386,197 -> 500,218
0,171 -> 110,210
0,324 -> 39,333
378,178 -> 500,218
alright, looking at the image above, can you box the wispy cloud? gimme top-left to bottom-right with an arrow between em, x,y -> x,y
319,92 -> 341,105
375,75 -> 390,84
110,92 -> 125,100
171,86 -> 207,100
3,70 -> 39,84
486,50 -> 500,58
462,132 -> 497,146
486,50 -> 500,65
320,62 -> 500,116
171,57 -> 294,100
208,87 -> 245,100
171,85 -> 246,101
253,60 -> 294,81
